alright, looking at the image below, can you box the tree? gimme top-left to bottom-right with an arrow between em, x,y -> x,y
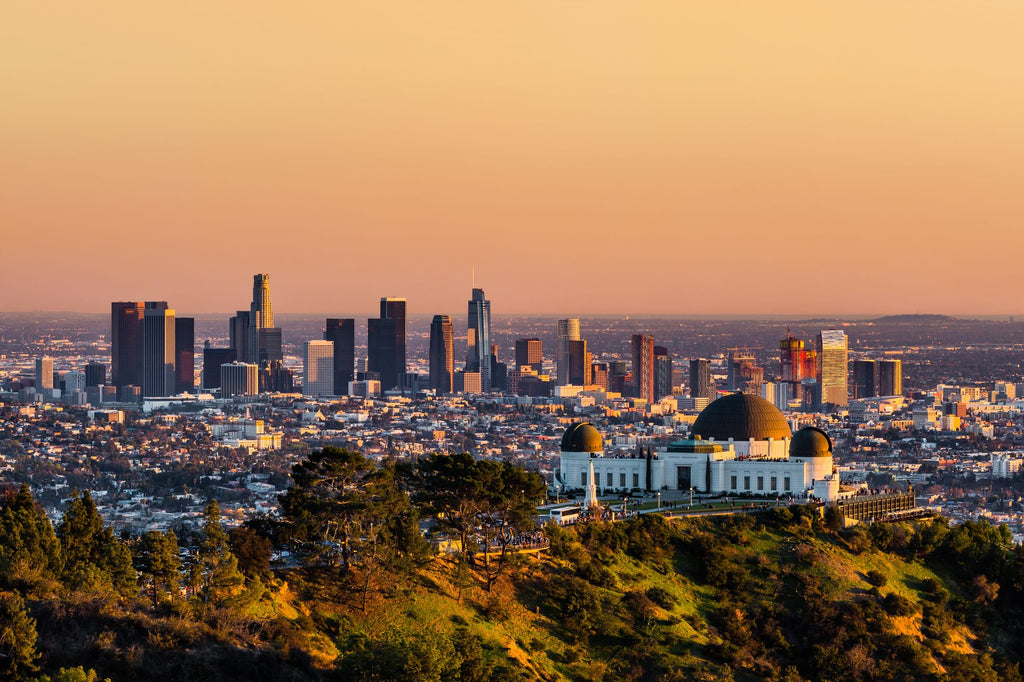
0,591 -> 38,678
227,527 -> 272,581
195,501 -> 244,607
136,530 -> 182,608
0,484 -> 63,586
57,490 -> 137,598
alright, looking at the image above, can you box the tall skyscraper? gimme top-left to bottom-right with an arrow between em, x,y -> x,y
303,340 -> 334,397
142,302 -> 175,397
175,317 -> 195,393
111,301 -> 145,388
817,330 -> 849,407
878,359 -> 902,397
631,334 -> 655,403
466,289 -> 491,391
654,346 -> 672,401
556,319 -> 581,385
367,317 -> 398,390
567,339 -> 591,386
380,297 -> 407,379
229,310 -> 250,363
35,357 -> 54,391
490,343 -> 507,392
852,359 -> 876,399
727,350 -> 758,391
429,315 -> 454,394
325,318 -> 355,396
515,338 -> 543,373
245,274 -> 283,365
689,358 -> 716,400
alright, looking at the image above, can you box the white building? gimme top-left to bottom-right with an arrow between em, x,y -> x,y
303,340 -> 334,397
556,393 -> 838,500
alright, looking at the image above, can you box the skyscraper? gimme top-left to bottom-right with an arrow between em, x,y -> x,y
175,317 -> 194,393
429,315 -> 454,394
515,338 -> 543,373
779,332 -> 816,382
221,362 -> 258,397
84,362 -> 106,387
325,318 -> 355,395
556,319 -> 581,386
727,350 -> 758,391
111,301 -> 145,388
852,359 -> 876,399
142,302 -> 175,397
229,310 -> 250,363
689,358 -> 716,400
631,334 -> 654,403
878,359 -> 902,397
202,345 -> 236,390
303,340 -> 334,397
367,317 -> 398,390
567,339 -> 591,386
35,357 -> 54,391
245,274 -> 283,365
817,330 -> 849,407
466,289 -> 491,391
654,346 -> 672,401
380,297 -> 407,379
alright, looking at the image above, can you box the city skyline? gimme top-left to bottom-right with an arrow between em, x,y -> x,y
4,3 -> 1024,315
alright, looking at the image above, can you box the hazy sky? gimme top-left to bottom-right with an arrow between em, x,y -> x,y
3,2 -> 1024,316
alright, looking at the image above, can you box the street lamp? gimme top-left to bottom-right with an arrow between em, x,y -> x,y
656,491 -> 661,512
689,487 -> 694,507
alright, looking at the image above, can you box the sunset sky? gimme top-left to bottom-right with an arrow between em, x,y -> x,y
3,2 -> 1024,316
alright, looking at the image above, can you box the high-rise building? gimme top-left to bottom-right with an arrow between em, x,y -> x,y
556,319 -> 581,386
654,346 -> 673,401
303,340 -> 334,397
878,359 -> 902,397
221,362 -> 258,397
852,359 -> 876,399
367,317 -> 398,390
142,302 -> 176,397
689,358 -> 716,400
727,350 -> 758,391
175,317 -> 194,393
202,345 -> 236,390
490,343 -> 507,392
111,302 -> 145,388
244,274 -> 283,365
229,310 -> 250,363
591,363 -> 609,390
325,319 -> 355,396
817,330 -> 849,407
429,315 -> 454,394
466,289 -> 491,391
515,338 -> 543,374
84,362 -> 106,388
631,334 -> 654,403
35,357 -> 54,391
779,332 -> 817,382
380,297 -> 407,380
567,339 -> 591,386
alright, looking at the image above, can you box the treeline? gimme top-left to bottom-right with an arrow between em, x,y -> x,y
0,446 -> 546,680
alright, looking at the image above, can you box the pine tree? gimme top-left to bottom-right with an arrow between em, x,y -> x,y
0,484 -> 63,587
136,530 -> 182,608
196,501 -> 244,607
57,490 -> 137,598
0,591 -> 39,678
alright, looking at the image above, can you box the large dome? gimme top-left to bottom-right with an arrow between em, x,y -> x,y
691,393 -> 793,441
561,422 -> 603,453
789,426 -> 832,458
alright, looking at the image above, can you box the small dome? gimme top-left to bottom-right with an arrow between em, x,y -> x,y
691,393 -> 793,442
789,427 -> 833,458
561,422 -> 603,453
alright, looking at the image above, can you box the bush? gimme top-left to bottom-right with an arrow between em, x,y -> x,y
865,570 -> 888,587
645,586 -> 678,610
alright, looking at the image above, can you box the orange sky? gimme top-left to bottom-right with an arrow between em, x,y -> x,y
3,2 -> 1024,316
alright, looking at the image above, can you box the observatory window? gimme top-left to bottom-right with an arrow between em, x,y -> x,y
581,472 -> 587,486
771,476 -> 777,491
757,476 -> 764,491
731,476 -> 737,489
784,477 -> 791,491
743,476 -> 750,490
620,473 -> 626,487
633,473 -> 639,488
607,472 -> 613,487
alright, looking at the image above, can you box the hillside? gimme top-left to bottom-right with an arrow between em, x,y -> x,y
9,507 -> 1024,681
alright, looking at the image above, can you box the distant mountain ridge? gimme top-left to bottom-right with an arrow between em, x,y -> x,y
871,314 -> 957,323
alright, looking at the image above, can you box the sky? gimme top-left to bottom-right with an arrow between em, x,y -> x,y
3,2 -> 1024,316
